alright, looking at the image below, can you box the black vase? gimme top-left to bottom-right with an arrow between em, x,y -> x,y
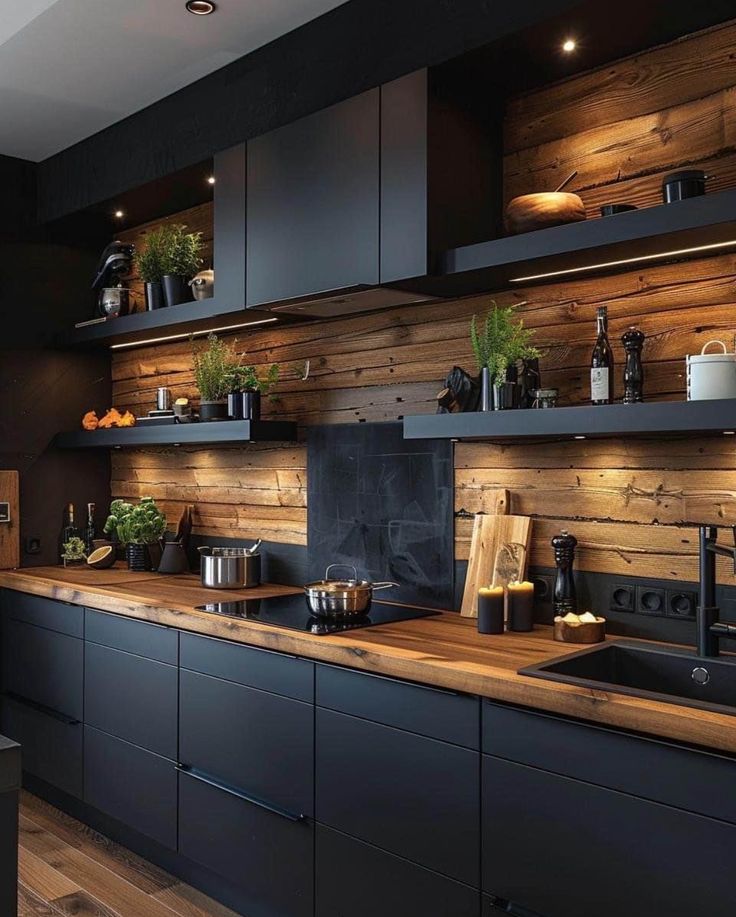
162,274 -> 192,308
480,368 -> 493,412
493,381 -> 520,410
242,390 -> 261,420
227,392 -> 244,420
144,281 -> 165,311
126,543 -> 151,572
200,400 -> 228,422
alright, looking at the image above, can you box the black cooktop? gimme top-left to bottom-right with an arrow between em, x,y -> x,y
195,593 -> 439,635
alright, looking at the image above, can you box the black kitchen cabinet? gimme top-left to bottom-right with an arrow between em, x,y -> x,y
84,726 -> 177,849
246,89 -> 380,307
315,825 -> 479,917
85,608 -> 178,664
1,589 -> 83,637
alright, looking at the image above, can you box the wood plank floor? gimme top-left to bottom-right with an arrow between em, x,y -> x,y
18,791 -> 240,917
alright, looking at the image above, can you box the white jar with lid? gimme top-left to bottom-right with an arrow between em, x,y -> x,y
686,341 -> 736,400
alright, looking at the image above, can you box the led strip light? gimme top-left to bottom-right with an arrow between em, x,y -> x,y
110,317 -> 278,350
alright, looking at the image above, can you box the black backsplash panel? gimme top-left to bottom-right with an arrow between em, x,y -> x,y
307,423 -> 453,609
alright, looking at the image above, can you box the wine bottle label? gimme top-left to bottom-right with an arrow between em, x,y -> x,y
591,367 -> 610,401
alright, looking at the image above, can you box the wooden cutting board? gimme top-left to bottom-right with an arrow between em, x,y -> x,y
460,490 -> 532,618
0,472 -> 19,570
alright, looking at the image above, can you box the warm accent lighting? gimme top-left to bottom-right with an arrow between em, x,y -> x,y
509,238 -> 736,283
207,175 -> 216,185
574,435 -> 586,440
186,0 -> 216,14
114,209 -> 125,219
109,317 -> 278,351
562,38 -> 577,53
724,431 -> 735,436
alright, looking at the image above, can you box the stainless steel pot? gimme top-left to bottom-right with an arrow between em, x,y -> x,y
198,541 -> 261,589
304,564 -> 398,618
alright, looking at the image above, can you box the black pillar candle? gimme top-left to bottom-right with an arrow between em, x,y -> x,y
508,581 -> 534,632
477,586 -> 504,634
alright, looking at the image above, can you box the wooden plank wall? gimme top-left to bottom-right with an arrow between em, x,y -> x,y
111,20 -> 736,587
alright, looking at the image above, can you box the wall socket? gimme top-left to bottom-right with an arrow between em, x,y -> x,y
666,590 -> 697,619
609,584 -> 635,613
636,586 -> 665,616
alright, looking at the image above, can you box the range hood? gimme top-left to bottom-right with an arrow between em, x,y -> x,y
261,285 -> 438,319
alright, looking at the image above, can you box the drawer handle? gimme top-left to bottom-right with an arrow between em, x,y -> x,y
2,691 -> 80,726
176,765 -> 306,823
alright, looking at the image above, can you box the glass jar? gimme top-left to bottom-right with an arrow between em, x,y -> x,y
531,388 -> 559,409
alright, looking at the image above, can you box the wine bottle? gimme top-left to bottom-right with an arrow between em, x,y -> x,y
59,503 -> 79,561
590,305 -> 614,404
84,502 -> 97,554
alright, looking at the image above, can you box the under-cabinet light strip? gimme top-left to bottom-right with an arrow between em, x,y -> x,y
109,317 -> 279,350
509,238 -> 736,283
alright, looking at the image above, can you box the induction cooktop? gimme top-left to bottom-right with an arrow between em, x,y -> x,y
195,593 -> 439,635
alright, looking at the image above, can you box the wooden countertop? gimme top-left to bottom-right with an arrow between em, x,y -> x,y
0,565 -> 733,755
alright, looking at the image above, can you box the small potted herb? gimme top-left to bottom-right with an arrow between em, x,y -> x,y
226,363 -> 279,420
160,224 -> 203,308
193,333 -> 234,421
103,497 -> 167,571
61,536 -> 87,567
471,303 -> 539,410
134,227 -> 167,311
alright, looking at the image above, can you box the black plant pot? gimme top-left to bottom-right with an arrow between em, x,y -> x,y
126,543 -> 152,572
493,381 -> 520,410
241,390 -> 261,421
227,392 -> 244,420
200,400 -> 228,422
162,274 -> 192,308
144,281 -> 165,311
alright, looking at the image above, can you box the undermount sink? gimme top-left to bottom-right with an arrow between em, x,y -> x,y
520,640 -> 736,716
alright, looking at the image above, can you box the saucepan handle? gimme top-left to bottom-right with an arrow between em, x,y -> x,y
372,582 -> 400,591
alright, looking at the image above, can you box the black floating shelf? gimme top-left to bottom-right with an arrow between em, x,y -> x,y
430,187 -> 736,296
54,420 -> 298,449
403,400 -> 736,442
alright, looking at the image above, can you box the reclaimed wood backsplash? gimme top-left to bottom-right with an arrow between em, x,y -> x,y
112,19 -> 736,586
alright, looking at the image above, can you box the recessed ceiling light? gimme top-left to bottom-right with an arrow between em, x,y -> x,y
207,175 -> 216,185
186,0 -> 216,14
562,38 -> 577,53
724,431 -> 735,436
113,209 -> 124,219
574,435 -> 586,440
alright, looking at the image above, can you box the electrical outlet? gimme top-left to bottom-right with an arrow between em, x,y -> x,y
531,575 -> 555,624
666,590 -> 697,619
609,584 -> 635,613
636,586 -> 665,616
24,536 -> 41,555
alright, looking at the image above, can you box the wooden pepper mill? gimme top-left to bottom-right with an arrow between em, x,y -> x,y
551,530 -> 578,617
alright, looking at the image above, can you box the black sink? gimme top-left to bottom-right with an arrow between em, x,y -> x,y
520,640 -> 736,716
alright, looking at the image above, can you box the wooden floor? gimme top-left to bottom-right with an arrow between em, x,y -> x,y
18,791 -> 240,917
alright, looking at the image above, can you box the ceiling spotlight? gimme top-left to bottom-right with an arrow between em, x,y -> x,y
186,0 -> 216,14
113,209 -> 124,219
562,38 -> 577,53
207,175 -> 216,185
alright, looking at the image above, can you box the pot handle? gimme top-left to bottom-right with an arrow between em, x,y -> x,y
371,582 -> 400,591
325,563 -> 358,581
701,340 -> 729,355
197,546 -> 212,555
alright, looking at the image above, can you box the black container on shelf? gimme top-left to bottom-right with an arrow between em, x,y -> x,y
227,393 -> 244,420
199,401 -> 228,422
493,381 -> 519,411
126,543 -> 152,572
480,368 -> 493,412
662,169 -> 709,203
242,390 -> 262,420
144,281 -> 165,311
162,274 -> 193,308
600,203 -> 637,217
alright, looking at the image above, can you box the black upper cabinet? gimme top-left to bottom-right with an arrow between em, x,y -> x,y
246,89 -> 381,308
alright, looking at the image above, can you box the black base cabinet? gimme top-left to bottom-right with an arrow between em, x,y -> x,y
315,825 -> 480,917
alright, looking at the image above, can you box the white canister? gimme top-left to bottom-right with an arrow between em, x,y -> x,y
686,341 -> 736,401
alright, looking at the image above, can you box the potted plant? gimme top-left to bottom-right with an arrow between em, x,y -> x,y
134,227 -> 166,311
471,303 -> 539,410
193,333 -> 235,421
103,497 -> 167,571
160,224 -> 203,308
226,363 -> 279,420
61,536 -> 87,567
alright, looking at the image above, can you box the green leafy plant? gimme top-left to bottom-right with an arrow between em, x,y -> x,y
227,363 -> 280,396
160,224 -> 203,278
62,536 -> 87,563
193,333 -> 236,402
470,302 -> 539,383
103,498 -> 167,546
133,227 -> 167,283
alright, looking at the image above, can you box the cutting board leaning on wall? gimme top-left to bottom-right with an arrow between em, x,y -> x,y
307,422 -> 454,609
0,472 -> 19,569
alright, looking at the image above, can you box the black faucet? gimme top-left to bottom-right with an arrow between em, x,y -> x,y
697,525 -> 736,657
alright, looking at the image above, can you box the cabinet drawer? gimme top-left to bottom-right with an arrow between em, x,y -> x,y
180,668 -> 313,817
316,664 -> 479,748
180,632 -> 313,702
85,727 -> 177,849
483,755 -> 736,917
1,696 -> 82,798
1,590 -> 82,637
1,619 -> 83,720
316,707 -> 479,886
316,825 -> 479,917
85,609 -> 177,664
179,768 -> 313,917
483,701 -> 736,824
85,643 -> 177,758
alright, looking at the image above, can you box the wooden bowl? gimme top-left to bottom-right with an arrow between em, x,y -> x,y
505,192 -> 587,235
553,617 -> 606,644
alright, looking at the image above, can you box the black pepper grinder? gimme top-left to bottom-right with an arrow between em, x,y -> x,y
621,327 -> 645,404
551,530 -> 578,617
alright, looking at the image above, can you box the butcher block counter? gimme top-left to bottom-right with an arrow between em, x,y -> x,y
0,564 -> 732,755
